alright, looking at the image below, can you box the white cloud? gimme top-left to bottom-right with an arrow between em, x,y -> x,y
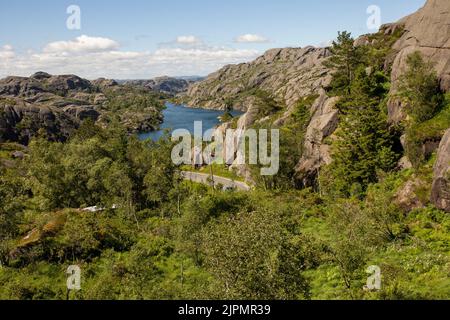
1,36 -> 260,79
235,34 -> 269,43
43,35 -> 120,53
0,44 -> 14,59
316,40 -> 333,48
146,47 -> 259,76
0,45 -> 15,76
150,47 -> 258,63
176,35 -> 201,45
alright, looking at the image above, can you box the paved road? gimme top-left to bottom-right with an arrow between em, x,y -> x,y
181,171 -> 251,191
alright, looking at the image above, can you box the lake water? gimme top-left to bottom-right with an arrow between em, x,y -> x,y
139,103 -> 243,141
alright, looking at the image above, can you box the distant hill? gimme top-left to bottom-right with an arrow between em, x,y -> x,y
117,76 -> 204,95
0,72 -> 165,144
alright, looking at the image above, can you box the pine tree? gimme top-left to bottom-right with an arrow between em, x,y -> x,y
324,31 -> 367,96
329,67 -> 398,196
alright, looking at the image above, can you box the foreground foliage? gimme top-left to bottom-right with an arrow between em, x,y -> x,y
0,122 -> 448,299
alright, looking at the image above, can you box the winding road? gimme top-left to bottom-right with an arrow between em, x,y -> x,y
181,171 -> 252,191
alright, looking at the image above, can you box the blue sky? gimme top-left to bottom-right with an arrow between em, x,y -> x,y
0,0 -> 426,79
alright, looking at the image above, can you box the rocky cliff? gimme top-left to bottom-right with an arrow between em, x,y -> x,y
0,73 -> 100,144
183,46 -> 337,186
431,129 -> 450,212
182,46 -> 332,111
0,97 -> 79,144
294,91 -> 339,186
387,0 -> 450,122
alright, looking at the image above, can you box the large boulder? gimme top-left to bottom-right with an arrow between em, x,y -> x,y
295,92 -> 339,186
30,71 -> 52,80
388,0 -> 450,122
394,177 -> 428,212
431,129 -> 450,212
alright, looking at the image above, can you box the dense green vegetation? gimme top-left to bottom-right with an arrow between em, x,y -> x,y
396,52 -> 447,167
0,29 -> 449,300
1,132 -> 448,299
249,94 -> 316,190
99,86 -> 166,133
322,31 -> 401,197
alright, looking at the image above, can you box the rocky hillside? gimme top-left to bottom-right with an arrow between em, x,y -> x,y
386,0 -> 450,212
183,0 -> 449,117
182,0 -> 450,211
386,0 -> 450,122
182,46 -> 332,111
432,129 -> 450,212
121,76 -> 194,96
0,72 -> 164,144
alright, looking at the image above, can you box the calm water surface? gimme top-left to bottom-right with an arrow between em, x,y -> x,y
139,103 -> 243,141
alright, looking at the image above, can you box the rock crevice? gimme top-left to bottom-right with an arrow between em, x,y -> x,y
431,129 -> 450,212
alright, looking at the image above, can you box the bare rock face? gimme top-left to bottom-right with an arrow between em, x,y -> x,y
45,74 -> 94,94
431,129 -> 450,212
388,0 -> 450,122
0,76 -> 45,97
123,77 -> 192,96
0,98 -> 78,144
184,46 -> 332,111
397,156 -> 413,170
91,78 -> 119,90
354,35 -> 370,47
61,105 -> 100,121
182,46 -> 334,184
394,177 -> 428,212
236,97 -> 261,130
0,74 -> 101,143
295,92 -> 339,186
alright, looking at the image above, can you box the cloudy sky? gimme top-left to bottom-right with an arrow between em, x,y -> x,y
0,0 -> 425,79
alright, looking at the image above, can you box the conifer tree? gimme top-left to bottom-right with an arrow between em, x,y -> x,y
324,31 -> 367,95
330,67 -> 398,196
